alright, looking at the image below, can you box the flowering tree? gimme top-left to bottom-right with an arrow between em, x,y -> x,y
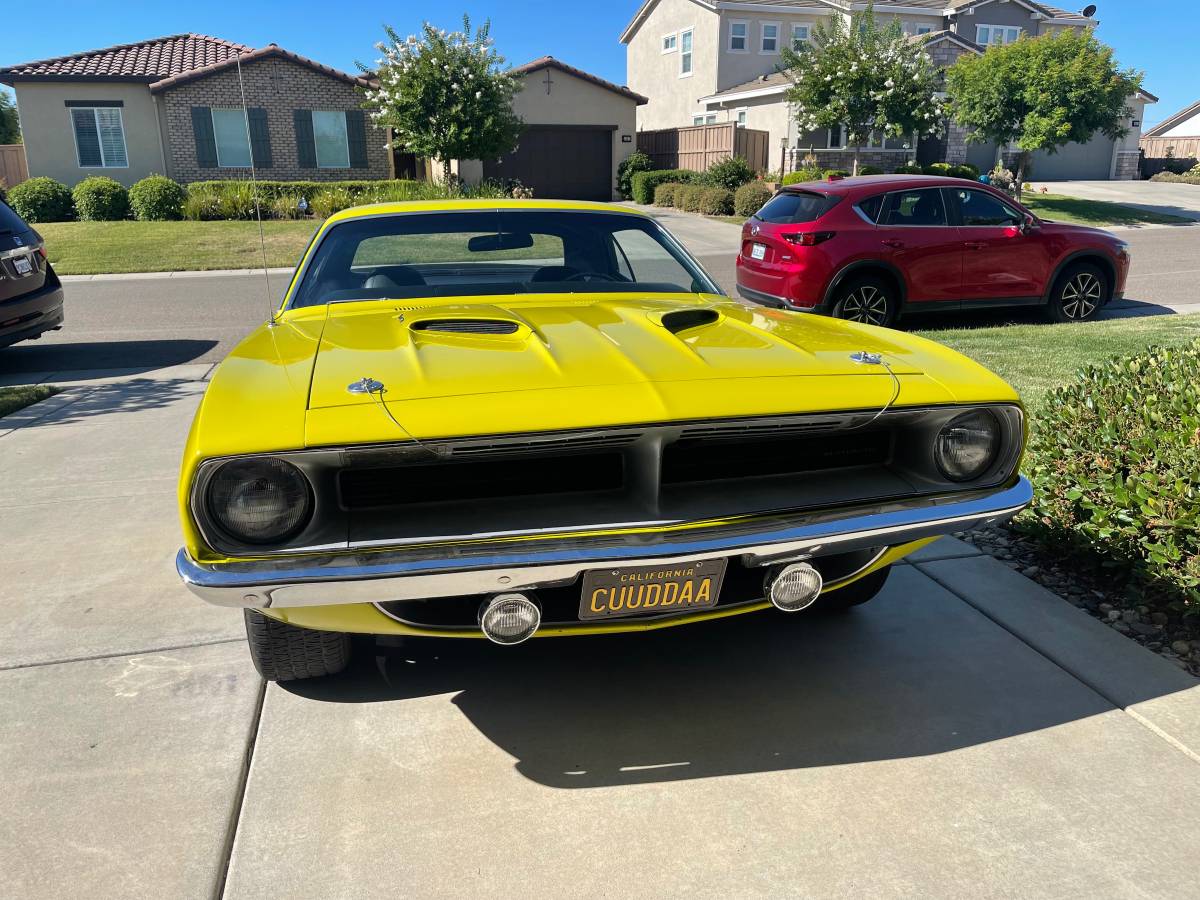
781,5 -> 944,175
362,16 -> 523,185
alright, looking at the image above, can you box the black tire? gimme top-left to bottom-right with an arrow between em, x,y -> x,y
831,275 -> 898,327
243,609 -> 351,682
1046,262 -> 1107,323
813,564 -> 891,614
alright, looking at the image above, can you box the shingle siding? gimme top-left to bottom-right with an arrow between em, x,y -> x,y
159,56 -> 390,183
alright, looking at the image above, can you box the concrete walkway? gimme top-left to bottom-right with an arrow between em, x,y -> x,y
1031,180 -> 1200,222
3,370 -> 1199,898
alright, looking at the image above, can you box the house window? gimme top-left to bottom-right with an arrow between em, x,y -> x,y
914,24 -> 933,35
792,24 -> 810,49
70,106 -> 128,168
211,108 -> 252,168
680,28 -> 694,76
312,110 -> 350,168
692,114 -> 717,126
736,109 -> 747,127
761,22 -> 780,54
977,25 -> 1021,46
729,21 -> 748,52
662,33 -> 677,53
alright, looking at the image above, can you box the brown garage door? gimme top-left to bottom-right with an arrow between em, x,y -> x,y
483,125 -> 613,201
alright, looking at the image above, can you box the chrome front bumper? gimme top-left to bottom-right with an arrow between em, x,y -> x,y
177,477 -> 1031,610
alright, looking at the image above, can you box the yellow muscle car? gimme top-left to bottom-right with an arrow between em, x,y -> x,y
176,199 -> 1030,681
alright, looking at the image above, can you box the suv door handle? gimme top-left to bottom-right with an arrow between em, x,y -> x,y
881,239 -> 905,249
964,241 -> 988,250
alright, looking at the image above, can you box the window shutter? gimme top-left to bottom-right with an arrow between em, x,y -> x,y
72,109 -> 102,167
293,110 -> 317,168
345,109 -> 368,169
191,107 -> 218,168
247,108 -> 272,169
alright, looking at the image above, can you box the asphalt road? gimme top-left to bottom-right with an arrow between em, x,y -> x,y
2,218 -> 1197,377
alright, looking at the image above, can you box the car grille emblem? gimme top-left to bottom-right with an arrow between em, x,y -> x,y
12,236 -> 23,246
750,225 -> 760,236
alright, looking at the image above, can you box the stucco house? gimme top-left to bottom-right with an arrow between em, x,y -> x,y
622,0 -> 1155,180
1140,98 -> 1200,169
0,34 -> 393,187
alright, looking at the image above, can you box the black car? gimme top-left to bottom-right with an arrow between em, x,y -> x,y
0,199 -> 64,348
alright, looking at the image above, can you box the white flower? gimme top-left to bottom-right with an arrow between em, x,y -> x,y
452,83 -> 459,89
884,78 -> 895,88
475,91 -> 482,99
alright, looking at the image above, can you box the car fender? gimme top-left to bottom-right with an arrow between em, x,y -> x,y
1042,248 -> 1117,303
822,258 -> 909,308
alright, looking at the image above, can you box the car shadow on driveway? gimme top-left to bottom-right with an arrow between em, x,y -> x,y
280,566 -> 1174,789
0,339 -> 217,376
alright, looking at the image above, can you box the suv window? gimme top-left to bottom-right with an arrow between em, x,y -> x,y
0,200 -> 30,235
955,188 -> 1022,227
855,193 -> 885,223
754,191 -> 840,224
880,189 -> 947,227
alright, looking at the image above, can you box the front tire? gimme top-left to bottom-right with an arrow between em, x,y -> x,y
813,564 -> 891,613
1046,263 -> 1107,322
244,609 -> 351,682
831,275 -> 898,327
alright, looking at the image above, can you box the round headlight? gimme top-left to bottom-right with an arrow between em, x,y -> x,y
935,410 -> 1001,482
206,458 -> 312,545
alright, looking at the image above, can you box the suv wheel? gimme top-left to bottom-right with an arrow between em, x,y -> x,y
832,276 -> 897,327
1047,263 -> 1107,323
244,609 -> 352,682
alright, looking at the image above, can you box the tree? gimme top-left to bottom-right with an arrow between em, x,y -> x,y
945,29 -> 1141,198
362,16 -> 523,185
0,91 -> 20,144
781,4 -> 944,176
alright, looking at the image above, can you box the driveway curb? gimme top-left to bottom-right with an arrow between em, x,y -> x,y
59,267 -> 293,283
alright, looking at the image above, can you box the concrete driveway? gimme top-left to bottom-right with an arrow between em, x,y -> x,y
1031,180 -> 1200,222
2,370 -> 1199,898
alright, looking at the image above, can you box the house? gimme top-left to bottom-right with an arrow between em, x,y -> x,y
621,0 -> 1155,180
453,57 -> 647,201
1140,99 -> 1200,171
0,34 -> 391,187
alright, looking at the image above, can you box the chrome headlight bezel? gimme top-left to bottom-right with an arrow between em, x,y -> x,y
201,457 -> 314,548
933,409 -> 1003,483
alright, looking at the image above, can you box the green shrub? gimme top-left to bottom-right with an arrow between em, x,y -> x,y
128,175 -> 185,221
782,168 -> 822,185
617,151 -> 653,199
0,180 -> 7,204
858,165 -> 884,176
8,176 -> 74,222
310,188 -> 354,219
72,176 -> 130,221
894,162 -> 924,175
922,162 -> 953,177
1022,339 -> 1200,612
653,183 -> 681,207
948,163 -> 979,180
734,181 -> 772,218
630,169 -> 698,204
675,184 -> 704,213
703,156 -> 756,191
696,186 -> 735,216
1150,171 -> 1200,185
825,169 -> 851,179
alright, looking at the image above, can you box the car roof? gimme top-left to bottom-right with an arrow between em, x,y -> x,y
325,198 -> 650,226
784,174 -> 980,197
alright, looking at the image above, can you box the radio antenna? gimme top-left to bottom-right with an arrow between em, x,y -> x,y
235,54 -> 275,326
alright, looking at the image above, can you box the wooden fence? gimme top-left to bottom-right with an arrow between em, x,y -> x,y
1139,137 -> 1199,177
637,124 -> 770,173
0,144 -> 28,189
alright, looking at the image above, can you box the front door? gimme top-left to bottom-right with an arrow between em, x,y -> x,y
876,187 -> 962,304
949,187 -> 1048,302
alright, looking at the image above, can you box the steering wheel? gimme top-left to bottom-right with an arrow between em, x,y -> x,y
563,271 -> 631,283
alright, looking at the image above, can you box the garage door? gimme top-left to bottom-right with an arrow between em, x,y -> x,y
1030,135 -> 1115,181
483,126 -> 613,201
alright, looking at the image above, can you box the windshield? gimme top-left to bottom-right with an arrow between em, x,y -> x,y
289,210 -> 721,308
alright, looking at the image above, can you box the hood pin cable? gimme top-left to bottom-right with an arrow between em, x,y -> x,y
347,377 -> 440,459
846,351 -> 901,430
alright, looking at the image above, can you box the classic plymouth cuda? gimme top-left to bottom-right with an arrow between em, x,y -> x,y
177,199 -> 1031,681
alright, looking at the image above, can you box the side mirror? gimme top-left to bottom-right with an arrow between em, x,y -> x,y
1020,213 -> 1039,234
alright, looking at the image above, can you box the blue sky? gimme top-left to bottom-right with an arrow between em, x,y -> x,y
0,1 -> 1193,127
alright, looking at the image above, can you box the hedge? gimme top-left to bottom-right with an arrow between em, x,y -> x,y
630,169 -> 699,204
1023,339 -> 1200,611
129,175 -> 186,221
782,169 -> 823,185
73,176 -> 130,221
1150,171 -> 1200,185
696,186 -> 735,216
653,183 -> 682,207
675,183 -> 705,213
703,156 -> 756,191
894,162 -> 924,175
734,181 -> 772,218
7,177 -> 74,222
617,151 -> 653,199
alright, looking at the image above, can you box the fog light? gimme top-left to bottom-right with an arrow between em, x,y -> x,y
479,593 -> 541,645
766,563 -> 824,612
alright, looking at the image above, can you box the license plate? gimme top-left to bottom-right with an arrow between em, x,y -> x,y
750,243 -> 767,260
13,255 -> 32,276
579,558 -> 726,620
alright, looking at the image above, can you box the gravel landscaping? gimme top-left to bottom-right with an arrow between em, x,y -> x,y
962,524 -> 1200,678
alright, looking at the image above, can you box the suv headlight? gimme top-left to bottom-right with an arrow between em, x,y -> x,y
205,458 -> 312,545
934,409 -> 1001,482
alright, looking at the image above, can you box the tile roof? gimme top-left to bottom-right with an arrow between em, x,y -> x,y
147,44 -> 375,92
700,71 -> 793,103
509,56 -> 648,104
0,34 -> 254,83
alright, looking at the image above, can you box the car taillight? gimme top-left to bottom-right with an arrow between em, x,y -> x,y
36,244 -> 47,259
781,231 -> 835,246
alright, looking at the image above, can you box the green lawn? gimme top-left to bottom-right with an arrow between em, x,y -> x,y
915,314 -> 1200,405
37,221 -> 319,275
0,385 -> 60,418
1022,193 -> 1191,227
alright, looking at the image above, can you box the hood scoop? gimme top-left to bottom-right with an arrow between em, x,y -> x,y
661,308 -> 721,334
410,318 -> 521,335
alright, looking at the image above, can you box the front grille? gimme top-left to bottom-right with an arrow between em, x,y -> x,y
339,451 -> 625,510
662,430 -> 891,485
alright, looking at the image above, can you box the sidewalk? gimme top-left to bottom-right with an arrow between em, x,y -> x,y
2,372 -> 1198,898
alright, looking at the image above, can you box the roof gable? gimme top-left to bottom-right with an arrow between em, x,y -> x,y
148,44 -> 373,92
510,57 -> 648,104
0,34 -> 253,84
1145,99 -> 1200,137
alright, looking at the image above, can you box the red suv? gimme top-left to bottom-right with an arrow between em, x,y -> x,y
735,175 -> 1130,326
